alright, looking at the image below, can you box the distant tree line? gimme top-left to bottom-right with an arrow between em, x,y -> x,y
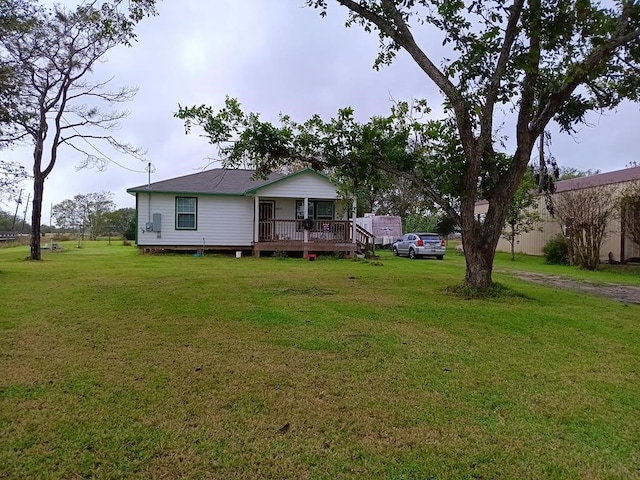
1,0 -> 156,259
52,191 -> 135,240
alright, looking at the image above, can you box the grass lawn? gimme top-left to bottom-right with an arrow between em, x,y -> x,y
0,242 -> 638,479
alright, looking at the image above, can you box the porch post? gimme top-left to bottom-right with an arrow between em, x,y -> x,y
254,196 -> 260,243
303,197 -> 309,244
351,196 -> 357,244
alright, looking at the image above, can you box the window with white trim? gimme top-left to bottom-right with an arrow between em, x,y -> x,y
316,201 -> 334,220
176,197 -> 197,230
296,200 -> 334,220
296,200 -> 335,231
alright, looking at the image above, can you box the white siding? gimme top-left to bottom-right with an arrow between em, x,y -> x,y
272,198 -> 296,220
263,197 -> 348,220
255,170 -> 338,198
136,192 -> 254,247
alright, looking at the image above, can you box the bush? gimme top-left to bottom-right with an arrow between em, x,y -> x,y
124,219 -> 137,241
543,235 -> 569,265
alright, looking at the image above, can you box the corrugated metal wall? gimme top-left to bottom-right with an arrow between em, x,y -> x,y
477,182 -> 640,261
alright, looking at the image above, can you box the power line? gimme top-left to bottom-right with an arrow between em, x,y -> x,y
61,116 -> 152,174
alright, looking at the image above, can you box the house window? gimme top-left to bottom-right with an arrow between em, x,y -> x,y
316,201 -> 334,220
296,200 -> 335,231
296,200 -> 335,220
176,197 -> 197,230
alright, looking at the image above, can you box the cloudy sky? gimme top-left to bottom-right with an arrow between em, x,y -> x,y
5,0 -> 639,218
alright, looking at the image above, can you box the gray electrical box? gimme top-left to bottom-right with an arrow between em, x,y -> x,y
152,213 -> 161,232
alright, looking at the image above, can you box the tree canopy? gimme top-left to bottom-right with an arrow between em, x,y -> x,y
1,0 -> 156,259
558,166 -> 602,181
502,171 -> 542,260
52,191 -> 116,240
0,0 -> 38,145
177,0 -> 640,290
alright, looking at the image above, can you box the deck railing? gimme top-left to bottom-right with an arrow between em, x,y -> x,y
0,231 -> 17,242
355,223 -> 374,248
258,219 -> 353,243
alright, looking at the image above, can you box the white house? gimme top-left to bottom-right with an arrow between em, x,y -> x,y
127,168 -> 374,256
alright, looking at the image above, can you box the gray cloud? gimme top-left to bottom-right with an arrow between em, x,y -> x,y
8,0 -> 639,216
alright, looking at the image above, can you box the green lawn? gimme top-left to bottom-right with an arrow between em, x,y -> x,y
1,242 -> 638,479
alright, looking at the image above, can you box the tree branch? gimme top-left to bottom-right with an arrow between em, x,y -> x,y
532,26 -> 640,132
479,0 -> 525,150
335,0 -> 475,154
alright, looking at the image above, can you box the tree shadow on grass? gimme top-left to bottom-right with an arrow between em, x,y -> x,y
444,282 -> 534,301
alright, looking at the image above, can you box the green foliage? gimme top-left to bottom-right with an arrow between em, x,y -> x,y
558,167 -> 602,181
0,207 -> 28,231
502,171 -> 542,259
177,0 -> 640,290
308,1 -> 640,131
404,213 -> 438,234
52,192 -> 116,240
0,0 -> 39,146
2,1 -> 154,259
543,235 -> 570,265
435,215 -> 458,238
354,169 -> 436,222
0,209 -> 14,230
105,207 -> 136,239
98,0 -> 158,45
124,217 -> 136,241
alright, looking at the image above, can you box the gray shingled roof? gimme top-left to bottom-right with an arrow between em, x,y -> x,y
127,169 -> 285,195
474,166 -> 640,207
555,165 -> 640,192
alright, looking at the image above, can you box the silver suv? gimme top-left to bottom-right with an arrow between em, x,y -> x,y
392,233 -> 446,260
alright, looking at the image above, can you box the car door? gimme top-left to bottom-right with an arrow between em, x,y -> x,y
399,234 -> 411,255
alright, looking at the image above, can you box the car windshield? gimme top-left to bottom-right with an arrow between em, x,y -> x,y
419,234 -> 440,242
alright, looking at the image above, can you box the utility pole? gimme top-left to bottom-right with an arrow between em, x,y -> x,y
12,189 -> 22,231
21,193 -> 31,233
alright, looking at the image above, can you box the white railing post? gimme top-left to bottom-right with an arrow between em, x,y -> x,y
254,196 -> 260,243
303,197 -> 309,244
351,197 -> 357,244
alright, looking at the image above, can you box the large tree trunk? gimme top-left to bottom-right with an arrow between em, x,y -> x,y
460,212 -> 504,290
463,240 -> 496,289
510,226 -> 515,261
29,173 -> 44,260
458,149 -> 533,290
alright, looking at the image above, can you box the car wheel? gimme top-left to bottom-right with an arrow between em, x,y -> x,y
409,248 -> 417,259
436,255 -> 444,260
392,247 -> 399,257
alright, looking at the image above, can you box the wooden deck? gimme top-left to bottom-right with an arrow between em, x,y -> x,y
252,239 -> 358,256
138,220 -> 373,257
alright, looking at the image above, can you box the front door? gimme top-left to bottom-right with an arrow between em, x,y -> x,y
259,201 -> 275,241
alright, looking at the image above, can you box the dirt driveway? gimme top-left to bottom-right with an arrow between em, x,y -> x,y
505,271 -> 640,305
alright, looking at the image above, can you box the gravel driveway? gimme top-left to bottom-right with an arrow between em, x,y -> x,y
506,271 -> 640,305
